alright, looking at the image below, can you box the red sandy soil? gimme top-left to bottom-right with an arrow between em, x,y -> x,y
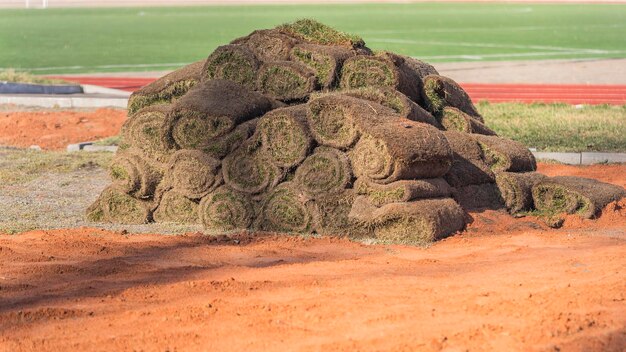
0,108 -> 126,150
0,166 -> 625,351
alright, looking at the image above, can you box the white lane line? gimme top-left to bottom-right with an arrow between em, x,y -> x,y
359,23 -> 626,35
368,38 -> 613,54
1,62 -> 192,72
416,51 -> 626,60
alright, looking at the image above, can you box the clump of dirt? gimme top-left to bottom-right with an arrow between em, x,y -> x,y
0,108 -> 126,150
89,19 -> 625,245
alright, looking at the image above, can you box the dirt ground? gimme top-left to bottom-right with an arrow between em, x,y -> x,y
0,161 -> 624,351
0,107 -> 126,150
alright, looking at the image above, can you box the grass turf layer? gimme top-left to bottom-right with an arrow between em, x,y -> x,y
3,4 -> 625,74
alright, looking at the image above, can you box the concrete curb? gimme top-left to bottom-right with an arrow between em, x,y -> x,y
0,94 -> 128,108
533,151 -> 626,165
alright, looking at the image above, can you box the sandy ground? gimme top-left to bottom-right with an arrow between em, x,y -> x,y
0,108 -> 126,150
0,205 -> 625,351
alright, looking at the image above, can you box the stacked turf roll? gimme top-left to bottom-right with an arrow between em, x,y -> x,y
88,19 -> 626,243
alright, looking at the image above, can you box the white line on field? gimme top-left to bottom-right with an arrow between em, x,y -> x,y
0,62 -> 192,72
415,51 -> 626,60
359,23 -> 626,35
368,38 -> 614,54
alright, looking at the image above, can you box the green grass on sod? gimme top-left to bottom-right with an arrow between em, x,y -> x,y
479,103 -> 626,152
0,3 -> 625,73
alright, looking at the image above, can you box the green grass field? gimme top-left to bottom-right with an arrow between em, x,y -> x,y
0,3 -> 625,74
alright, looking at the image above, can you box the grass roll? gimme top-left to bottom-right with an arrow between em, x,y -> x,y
335,87 -> 438,126
350,119 -> 453,184
354,178 -> 452,207
202,44 -> 260,89
294,146 -> 352,198
277,19 -> 365,48
442,131 -> 495,187
162,149 -> 221,199
532,176 -> 626,219
257,61 -> 317,101
198,186 -> 255,231
349,196 -> 465,245
165,79 -> 273,149
310,190 -> 358,236
339,52 -> 421,102
495,171 -> 547,214
471,134 -> 537,172
422,74 -> 482,121
306,94 -> 393,149
222,137 -> 283,195
290,43 -> 355,88
86,186 -> 152,224
257,105 -> 313,168
441,107 -> 496,136
120,104 -> 173,164
153,189 -> 199,224
256,182 -> 313,233
231,29 -> 298,62
452,183 -> 505,211
202,119 -> 258,160
127,60 -> 204,115
109,149 -> 162,199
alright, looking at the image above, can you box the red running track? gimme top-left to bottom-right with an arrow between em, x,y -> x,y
49,76 -> 626,105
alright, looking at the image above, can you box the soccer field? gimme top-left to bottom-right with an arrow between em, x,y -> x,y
1,2 -> 625,74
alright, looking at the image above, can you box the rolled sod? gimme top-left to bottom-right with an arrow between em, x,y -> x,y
349,196 -> 466,245
202,118 -> 258,160
532,176 -> 626,219
202,44 -> 260,89
222,137 -> 283,195
277,19 -> 365,49
452,183 -> 505,211
256,182 -> 314,233
350,119 -> 453,184
127,60 -> 204,115
310,190 -> 358,236
294,146 -> 352,198
109,150 -> 162,199
306,94 -> 394,149
164,79 -> 274,149
86,186 -> 152,224
495,171 -> 547,214
121,104 -> 173,164
471,134 -> 537,173
401,55 -> 439,80
290,43 -> 355,89
231,29 -> 298,62
198,186 -> 255,231
256,61 -> 318,101
334,87 -> 438,126
354,178 -> 452,207
440,107 -> 496,135
257,105 -> 313,168
442,131 -> 495,187
339,53 -> 421,103
422,75 -> 482,121
162,149 -> 222,200
153,189 -> 199,224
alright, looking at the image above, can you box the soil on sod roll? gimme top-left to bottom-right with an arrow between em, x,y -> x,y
231,29 -> 298,62
471,134 -> 537,173
127,60 -> 204,115
87,19 -> 626,245
165,80 -> 274,149
442,131 -> 496,187
532,176 -> 626,219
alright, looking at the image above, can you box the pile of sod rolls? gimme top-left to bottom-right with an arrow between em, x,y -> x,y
88,20 -> 626,243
